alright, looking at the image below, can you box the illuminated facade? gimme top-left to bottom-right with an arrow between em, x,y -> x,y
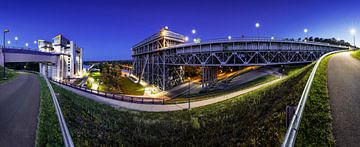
39,34 -> 83,81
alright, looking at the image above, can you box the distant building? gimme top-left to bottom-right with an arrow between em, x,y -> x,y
38,34 -> 83,80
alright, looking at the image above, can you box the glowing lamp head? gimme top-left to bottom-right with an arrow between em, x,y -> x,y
164,26 -> 169,30
192,29 -> 196,34
351,29 -> 356,35
15,37 -> 18,40
25,43 -> 29,47
161,30 -> 167,36
7,40 -> 11,44
184,36 -> 189,41
271,36 -> 274,40
34,41 -> 37,44
228,36 -> 232,40
304,28 -> 308,33
3,29 -> 9,33
255,22 -> 260,28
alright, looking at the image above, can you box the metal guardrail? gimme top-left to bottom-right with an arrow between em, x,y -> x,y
42,75 -> 74,147
20,70 -> 74,147
52,80 -> 166,104
281,50 -> 346,147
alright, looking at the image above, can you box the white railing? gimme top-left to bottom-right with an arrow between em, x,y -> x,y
281,50 -> 346,147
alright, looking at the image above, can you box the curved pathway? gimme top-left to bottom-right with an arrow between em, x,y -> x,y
53,78 -> 281,112
0,73 -> 40,147
328,52 -> 360,146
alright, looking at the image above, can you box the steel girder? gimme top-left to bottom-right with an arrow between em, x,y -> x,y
164,50 -> 325,66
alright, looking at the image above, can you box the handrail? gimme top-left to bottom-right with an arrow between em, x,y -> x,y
43,76 -> 74,147
281,50 -> 346,147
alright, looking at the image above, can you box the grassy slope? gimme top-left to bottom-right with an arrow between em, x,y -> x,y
35,75 -> 63,146
0,66 -> 17,84
296,55 -> 335,146
52,63 -> 313,146
351,50 -> 360,59
87,71 -> 144,95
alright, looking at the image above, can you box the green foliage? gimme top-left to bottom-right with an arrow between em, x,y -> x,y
35,75 -> 63,146
351,50 -> 360,59
52,64 -> 313,146
296,55 -> 335,146
0,66 -> 17,83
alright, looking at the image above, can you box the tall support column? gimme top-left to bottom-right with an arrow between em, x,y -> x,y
201,65 -> 205,89
162,53 -> 166,90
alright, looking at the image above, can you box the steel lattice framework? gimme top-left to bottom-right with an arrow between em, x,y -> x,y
132,28 -> 348,90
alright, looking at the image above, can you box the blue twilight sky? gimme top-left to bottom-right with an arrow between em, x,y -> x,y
1,0 -> 359,61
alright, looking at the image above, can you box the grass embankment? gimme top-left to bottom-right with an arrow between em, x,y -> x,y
35,75 -> 63,146
52,63 -> 313,146
166,75 -> 278,104
296,55 -> 335,145
87,71 -> 144,95
351,50 -> 360,59
0,66 -> 17,84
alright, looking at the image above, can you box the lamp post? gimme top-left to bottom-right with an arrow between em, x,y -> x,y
255,22 -> 260,38
351,29 -> 356,47
304,28 -> 308,42
188,77 -> 191,110
3,29 -> 9,79
14,36 -> 18,46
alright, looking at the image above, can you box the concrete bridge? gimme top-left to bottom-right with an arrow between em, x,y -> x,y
0,47 -> 68,66
132,28 -> 349,90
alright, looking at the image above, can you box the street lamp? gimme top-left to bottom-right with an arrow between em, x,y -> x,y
14,36 -> 18,46
228,36 -> 232,40
25,43 -> 29,47
34,40 -> 37,44
3,29 -> 9,79
192,29 -> 196,34
188,77 -> 191,110
255,22 -> 260,41
351,28 -> 356,47
184,36 -> 189,42
304,28 -> 308,41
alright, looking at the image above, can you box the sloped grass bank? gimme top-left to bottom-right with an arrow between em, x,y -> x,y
52,64 -> 312,146
351,50 -> 360,59
0,66 -> 17,84
296,55 -> 335,146
35,75 -> 63,146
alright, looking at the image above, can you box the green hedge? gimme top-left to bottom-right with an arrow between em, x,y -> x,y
35,75 -> 63,146
52,64 -> 312,146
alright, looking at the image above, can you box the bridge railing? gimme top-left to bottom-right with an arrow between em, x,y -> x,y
0,45 -> 36,50
162,36 -> 346,49
51,80 -> 166,104
281,50 -> 346,147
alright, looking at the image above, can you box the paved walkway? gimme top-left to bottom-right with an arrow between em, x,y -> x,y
53,78 -> 281,112
0,73 -> 40,147
328,52 -> 360,146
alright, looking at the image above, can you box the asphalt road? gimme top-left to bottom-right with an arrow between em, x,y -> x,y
328,52 -> 360,146
0,73 -> 40,147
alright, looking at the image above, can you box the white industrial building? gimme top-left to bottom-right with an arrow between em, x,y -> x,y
38,34 -> 83,81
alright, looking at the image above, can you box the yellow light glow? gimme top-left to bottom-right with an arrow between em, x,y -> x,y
161,30 -> 167,36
